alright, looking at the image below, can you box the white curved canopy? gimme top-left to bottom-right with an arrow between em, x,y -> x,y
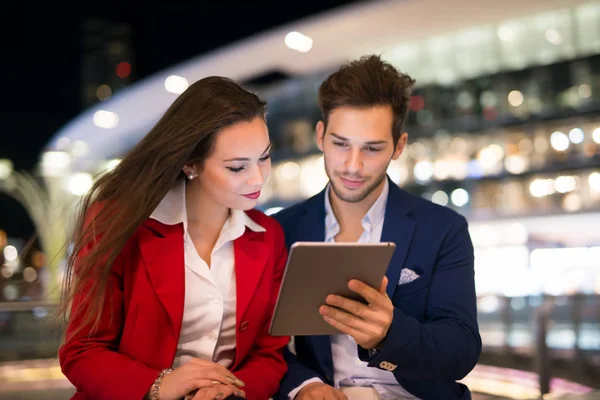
46,0 -> 591,165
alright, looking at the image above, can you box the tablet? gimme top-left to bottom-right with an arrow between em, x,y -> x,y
268,241 -> 396,336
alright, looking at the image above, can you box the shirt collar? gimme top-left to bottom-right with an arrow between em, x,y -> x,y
149,178 -> 266,235
324,186 -> 338,238
149,178 -> 186,226
365,178 -> 388,227
324,179 -> 389,239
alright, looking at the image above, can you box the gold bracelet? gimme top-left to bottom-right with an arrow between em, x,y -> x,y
149,368 -> 174,400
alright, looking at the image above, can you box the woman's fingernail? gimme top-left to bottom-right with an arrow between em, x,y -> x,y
226,375 -> 245,387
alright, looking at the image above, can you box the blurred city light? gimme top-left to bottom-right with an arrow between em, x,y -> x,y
0,264 -> 13,279
164,75 -> 189,94
40,151 -> 71,177
116,61 -> 131,78
431,190 -> 449,206
569,128 -> 585,144
3,245 -> 18,261
0,159 -> 14,180
413,160 -> 433,183
563,192 -> 583,212
589,172 -> 600,192
593,127 -> 600,144
3,284 -> 18,300
386,160 -> 408,185
550,131 -> 570,151
105,158 -> 122,172
22,267 -> 38,283
433,160 -> 450,180
508,90 -> 524,107
68,173 -> 93,196
477,144 -> 504,173
579,84 -> 592,98
93,110 -> 119,129
451,188 -> 469,207
504,155 -> 528,174
96,84 -> 112,101
529,178 -> 556,197
554,175 -> 578,193
285,31 -> 313,52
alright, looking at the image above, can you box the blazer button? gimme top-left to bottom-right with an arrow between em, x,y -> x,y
379,361 -> 397,372
240,321 -> 249,331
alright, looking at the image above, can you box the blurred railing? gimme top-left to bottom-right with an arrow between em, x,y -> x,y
477,293 -> 600,392
0,295 -> 599,398
0,301 -> 61,362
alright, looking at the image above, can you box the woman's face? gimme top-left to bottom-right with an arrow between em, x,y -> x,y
186,117 -> 271,211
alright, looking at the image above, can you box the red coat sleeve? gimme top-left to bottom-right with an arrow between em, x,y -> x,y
58,212 -> 160,399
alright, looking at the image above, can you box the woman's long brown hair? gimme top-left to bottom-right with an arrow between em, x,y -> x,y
57,76 -> 267,336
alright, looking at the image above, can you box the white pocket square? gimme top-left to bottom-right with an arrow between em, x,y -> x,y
398,268 -> 420,285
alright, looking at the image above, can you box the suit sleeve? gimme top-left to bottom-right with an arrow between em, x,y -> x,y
362,215 -> 482,381
275,346 -> 327,400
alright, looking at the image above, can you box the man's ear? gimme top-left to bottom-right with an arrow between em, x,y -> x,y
316,120 -> 326,152
392,133 -> 408,160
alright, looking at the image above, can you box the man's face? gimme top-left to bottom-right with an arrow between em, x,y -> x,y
317,105 -> 407,204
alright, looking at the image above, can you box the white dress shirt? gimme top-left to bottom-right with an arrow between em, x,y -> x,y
150,179 -> 265,369
289,179 -> 419,400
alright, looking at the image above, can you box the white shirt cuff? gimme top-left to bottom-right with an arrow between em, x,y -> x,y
288,377 -> 324,400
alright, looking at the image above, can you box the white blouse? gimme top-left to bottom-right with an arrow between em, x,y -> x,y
149,179 -> 265,368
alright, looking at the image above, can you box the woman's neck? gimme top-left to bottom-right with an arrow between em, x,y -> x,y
185,181 -> 229,236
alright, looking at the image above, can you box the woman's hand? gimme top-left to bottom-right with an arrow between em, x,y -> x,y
188,383 -> 246,400
157,359 -> 245,400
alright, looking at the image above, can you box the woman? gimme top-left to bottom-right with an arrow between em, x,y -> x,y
57,76 -> 289,400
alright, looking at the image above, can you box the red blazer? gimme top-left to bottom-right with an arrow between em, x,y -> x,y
59,209 -> 289,400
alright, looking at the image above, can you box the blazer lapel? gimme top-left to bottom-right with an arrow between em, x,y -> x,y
296,189 -> 327,243
139,219 -> 185,338
235,229 -> 269,321
381,179 -> 416,298
294,189 -> 333,373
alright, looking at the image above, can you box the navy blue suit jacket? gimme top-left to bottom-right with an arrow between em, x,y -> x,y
273,179 -> 481,400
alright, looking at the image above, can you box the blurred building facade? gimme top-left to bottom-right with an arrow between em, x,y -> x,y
1,1 -> 600,398
80,19 -> 135,108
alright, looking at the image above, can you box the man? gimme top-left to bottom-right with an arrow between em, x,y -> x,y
273,55 -> 481,400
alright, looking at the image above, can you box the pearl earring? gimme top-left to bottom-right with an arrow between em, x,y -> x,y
188,174 -> 194,180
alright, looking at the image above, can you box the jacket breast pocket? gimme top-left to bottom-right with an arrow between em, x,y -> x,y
394,273 -> 431,296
